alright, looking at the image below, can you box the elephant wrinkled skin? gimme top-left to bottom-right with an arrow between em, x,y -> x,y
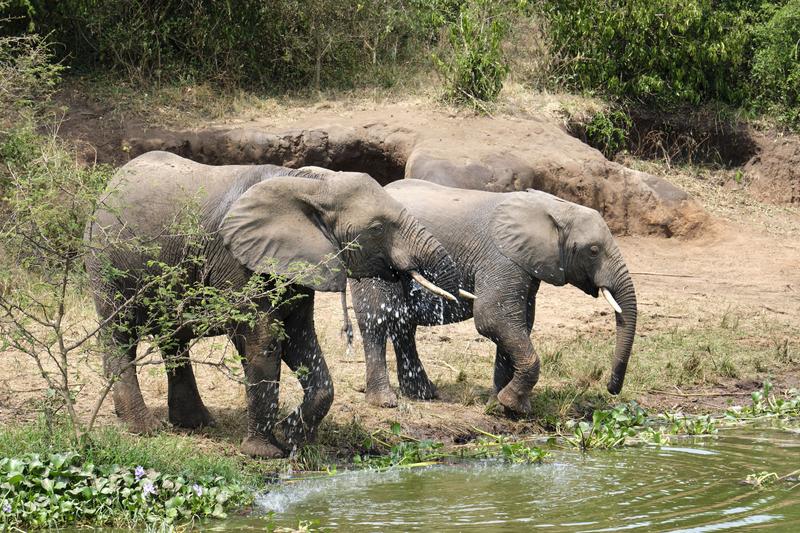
351,179 -> 637,414
84,152 -> 460,457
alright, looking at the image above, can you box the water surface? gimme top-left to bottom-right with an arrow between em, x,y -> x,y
215,427 -> 800,531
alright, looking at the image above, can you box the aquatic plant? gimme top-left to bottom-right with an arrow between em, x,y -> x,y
354,438 -> 447,470
744,468 -> 800,490
660,412 -> 717,436
564,401 -> 647,450
0,452 -> 251,530
726,382 -> 800,420
470,429 -> 549,464
564,400 -> 722,450
353,423 -> 548,469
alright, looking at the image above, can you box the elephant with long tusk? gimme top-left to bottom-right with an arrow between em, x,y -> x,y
349,180 -> 637,413
84,153 -> 460,457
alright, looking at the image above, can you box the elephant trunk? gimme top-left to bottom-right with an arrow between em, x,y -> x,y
393,211 -> 460,300
598,257 -> 637,395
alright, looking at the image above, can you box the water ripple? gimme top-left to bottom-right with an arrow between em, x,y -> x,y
237,427 -> 800,532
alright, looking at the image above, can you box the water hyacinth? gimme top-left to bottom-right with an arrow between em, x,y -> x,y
142,481 -> 157,497
0,452 -> 252,530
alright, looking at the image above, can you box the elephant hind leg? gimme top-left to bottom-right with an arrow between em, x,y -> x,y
161,339 -> 214,429
103,328 -> 162,434
392,324 -> 437,401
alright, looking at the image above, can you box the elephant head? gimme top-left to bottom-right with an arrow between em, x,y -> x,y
491,190 -> 637,395
218,169 -> 460,300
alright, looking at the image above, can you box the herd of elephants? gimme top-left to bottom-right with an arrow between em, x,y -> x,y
84,150 -> 637,458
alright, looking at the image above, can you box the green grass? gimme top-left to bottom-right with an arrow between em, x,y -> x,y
0,420 -> 261,487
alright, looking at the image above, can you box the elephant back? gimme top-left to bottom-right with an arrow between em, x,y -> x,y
386,179 -> 502,231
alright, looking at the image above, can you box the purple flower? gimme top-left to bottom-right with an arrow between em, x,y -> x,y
192,484 -> 203,497
2,500 -> 11,513
134,465 -> 145,481
142,482 -> 157,498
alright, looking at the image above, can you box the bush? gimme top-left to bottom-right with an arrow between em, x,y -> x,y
542,0 -> 753,106
750,1 -> 800,127
1,0 -> 460,91
586,109 -> 631,159
0,30 -> 63,126
435,0 -> 518,104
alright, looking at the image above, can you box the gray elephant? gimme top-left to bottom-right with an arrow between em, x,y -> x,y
350,179 -> 637,414
84,152 -> 461,457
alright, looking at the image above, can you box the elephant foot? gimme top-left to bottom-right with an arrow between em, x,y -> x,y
169,403 -> 216,429
400,378 -> 438,401
484,394 -> 505,416
241,435 -> 285,459
497,386 -> 532,417
366,386 -> 398,408
121,410 -> 163,435
274,412 -> 317,451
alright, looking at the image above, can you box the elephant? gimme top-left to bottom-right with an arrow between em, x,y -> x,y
84,152 -> 462,458
349,179 -> 637,414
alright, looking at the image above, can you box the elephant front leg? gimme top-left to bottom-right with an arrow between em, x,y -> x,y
493,282 -> 538,394
351,280 -> 397,408
493,340 -> 539,417
231,323 -> 284,458
476,276 -> 539,417
274,296 -> 334,450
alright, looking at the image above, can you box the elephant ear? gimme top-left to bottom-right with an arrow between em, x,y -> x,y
490,191 -> 567,286
219,176 -> 346,292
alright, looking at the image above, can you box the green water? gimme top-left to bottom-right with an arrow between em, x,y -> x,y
215,427 -> 800,532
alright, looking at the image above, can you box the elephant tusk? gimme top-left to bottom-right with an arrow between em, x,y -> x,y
410,270 -> 457,301
600,287 -> 622,314
458,289 -> 476,300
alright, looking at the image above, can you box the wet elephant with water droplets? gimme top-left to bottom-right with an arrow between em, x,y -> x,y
350,180 -> 637,415
84,153 -> 461,457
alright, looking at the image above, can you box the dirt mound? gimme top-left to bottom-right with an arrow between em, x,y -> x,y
746,132 -> 800,205
125,106 -> 709,238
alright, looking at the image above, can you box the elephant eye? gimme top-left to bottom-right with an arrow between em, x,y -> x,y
368,222 -> 385,234
590,245 -> 600,257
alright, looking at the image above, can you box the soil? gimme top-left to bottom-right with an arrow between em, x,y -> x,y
4,89 -> 800,448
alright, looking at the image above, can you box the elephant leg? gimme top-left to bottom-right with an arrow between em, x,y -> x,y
475,274 -> 539,417
493,281 -> 539,393
103,327 -> 161,434
230,320 -> 285,459
161,339 -> 214,429
274,294 -> 334,450
351,279 -> 397,408
392,324 -> 437,400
